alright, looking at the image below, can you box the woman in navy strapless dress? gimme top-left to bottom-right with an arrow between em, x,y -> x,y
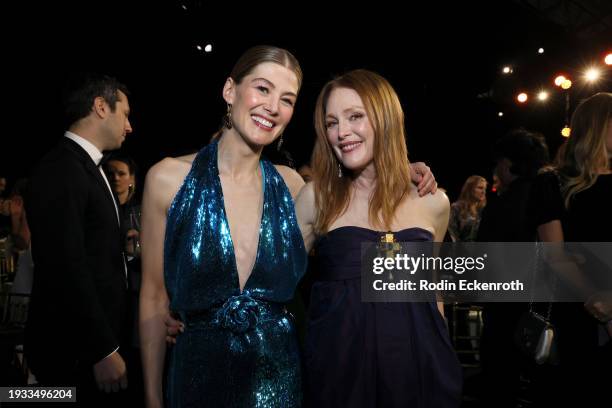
295,70 -> 462,407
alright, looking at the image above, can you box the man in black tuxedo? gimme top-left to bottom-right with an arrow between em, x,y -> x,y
25,73 -> 133,404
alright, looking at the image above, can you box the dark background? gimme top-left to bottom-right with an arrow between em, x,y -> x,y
2,0 -> 611,200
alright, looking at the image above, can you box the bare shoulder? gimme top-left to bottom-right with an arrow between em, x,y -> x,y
274,165 -> 305,199
410,187 -> 450,216
175,152 -> 198,164
146,156 -> 192,187
144,155 -> 195,211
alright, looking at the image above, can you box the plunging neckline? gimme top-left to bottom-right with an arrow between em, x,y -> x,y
215,150 -> 266,294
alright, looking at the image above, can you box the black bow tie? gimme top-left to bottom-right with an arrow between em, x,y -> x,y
98,153 -> 112,168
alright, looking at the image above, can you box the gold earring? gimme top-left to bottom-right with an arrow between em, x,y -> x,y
223,104 -> 233,129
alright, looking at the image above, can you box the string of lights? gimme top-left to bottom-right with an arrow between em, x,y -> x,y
502,50 -> 611,137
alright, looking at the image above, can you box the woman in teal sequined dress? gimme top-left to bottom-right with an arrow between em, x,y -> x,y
139,46 -> 307,408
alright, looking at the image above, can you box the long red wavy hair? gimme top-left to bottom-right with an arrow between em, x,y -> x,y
312,69 -> 412,233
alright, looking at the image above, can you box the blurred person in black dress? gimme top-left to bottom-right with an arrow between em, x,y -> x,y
530,92 -> 612,406
477,129 -> 550,407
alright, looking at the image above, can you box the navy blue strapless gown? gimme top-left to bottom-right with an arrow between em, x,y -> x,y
304,226 -> 462,407
164,140 -> 307,407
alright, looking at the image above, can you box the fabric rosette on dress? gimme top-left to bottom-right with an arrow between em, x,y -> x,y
214,291 -> 261,334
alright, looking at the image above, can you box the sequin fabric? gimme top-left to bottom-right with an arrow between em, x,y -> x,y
164,140 -> 307,407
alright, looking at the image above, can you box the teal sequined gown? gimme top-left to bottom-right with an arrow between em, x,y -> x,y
164,140 -> 307,407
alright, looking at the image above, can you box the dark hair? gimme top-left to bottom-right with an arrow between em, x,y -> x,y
262,146 -> 296,168
105,152 -> 138,176
10,178 -> 29,197
494,128 -> 550,178
62,72 -> 129,128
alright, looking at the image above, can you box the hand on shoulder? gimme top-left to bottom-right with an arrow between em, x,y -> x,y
410,184 -> 449,213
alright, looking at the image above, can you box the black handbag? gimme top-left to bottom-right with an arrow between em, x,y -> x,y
514,304 -> 559,365
514,242 -> 559,365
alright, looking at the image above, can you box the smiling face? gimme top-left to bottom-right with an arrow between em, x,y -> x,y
223,62 -> 298,148
324,87 -> 376,174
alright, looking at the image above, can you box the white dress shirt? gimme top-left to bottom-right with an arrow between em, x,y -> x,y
64,131 -> 120,225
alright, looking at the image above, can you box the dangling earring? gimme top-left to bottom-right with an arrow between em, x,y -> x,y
223,104 -> 233,129
127,183 -> 134,201
277,133 -> 284,151
338,163 -> 343,178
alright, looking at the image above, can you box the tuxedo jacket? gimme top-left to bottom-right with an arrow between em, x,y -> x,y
25,137 -> 128,379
